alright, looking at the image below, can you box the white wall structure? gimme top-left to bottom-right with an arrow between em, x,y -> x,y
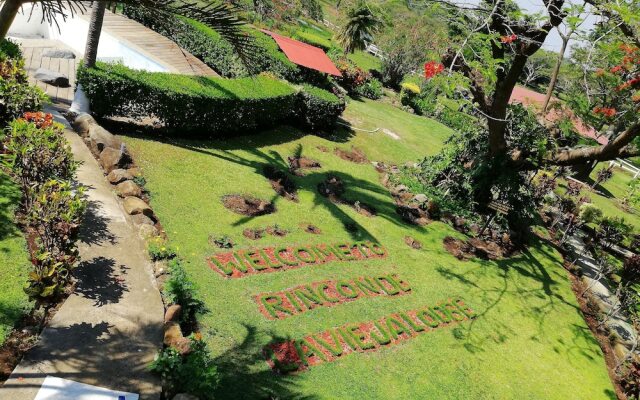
8,4 -> 168,72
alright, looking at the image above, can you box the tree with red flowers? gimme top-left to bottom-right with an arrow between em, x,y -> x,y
428,0 -> 640,170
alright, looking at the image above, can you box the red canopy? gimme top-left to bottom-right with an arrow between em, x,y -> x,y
261,29 -> 342,77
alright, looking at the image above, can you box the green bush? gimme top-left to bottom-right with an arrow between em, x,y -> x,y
150,335 -> 219,399
297,84 -> 345,130
164,258 -> 206,323
354,78 -> 383,100
77,62 -> 300,135
78,62 -> 344,134
0,40 -> 47,126
23,179 -> 85,301
3,119 -> 77,201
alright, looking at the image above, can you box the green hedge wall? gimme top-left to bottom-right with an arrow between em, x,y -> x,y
77,62 -> 344,135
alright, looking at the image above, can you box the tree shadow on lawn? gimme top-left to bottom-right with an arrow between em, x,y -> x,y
171,142 -> 427,241
100,118 -> 355,149
211,324 -> 319,400
435,237 -> 602,362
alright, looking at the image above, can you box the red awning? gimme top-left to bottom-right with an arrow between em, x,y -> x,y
261,29 -> 342,77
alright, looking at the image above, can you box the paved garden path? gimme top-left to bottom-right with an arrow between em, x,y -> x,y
0,109 -> 164,399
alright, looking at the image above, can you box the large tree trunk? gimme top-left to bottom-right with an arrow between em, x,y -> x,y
0,0 -> 23,41
542,37 -> 568,112
84,2 -> 107,68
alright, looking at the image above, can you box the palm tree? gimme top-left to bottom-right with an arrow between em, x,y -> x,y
336,0 -> 383,54
84,2 -> 107,68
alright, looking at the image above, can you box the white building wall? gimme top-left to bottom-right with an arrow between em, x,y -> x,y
8,4 -> 168,72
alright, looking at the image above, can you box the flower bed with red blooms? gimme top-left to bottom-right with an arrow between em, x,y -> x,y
264,298 -> 476,373
208,241 -> 387,278
593,106 -> 617,118
21,112 -> 54,129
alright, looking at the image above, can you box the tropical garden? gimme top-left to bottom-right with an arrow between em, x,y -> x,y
0,0 -> 639,399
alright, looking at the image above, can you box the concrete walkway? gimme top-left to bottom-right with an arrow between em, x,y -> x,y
0,110 -> 164,399
565,232 -> 638,356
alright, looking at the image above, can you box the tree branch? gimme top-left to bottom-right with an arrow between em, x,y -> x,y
550,120 -> 640,165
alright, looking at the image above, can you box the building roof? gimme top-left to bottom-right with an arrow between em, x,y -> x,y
261,29 -> 342,77
510,86 -> 608,145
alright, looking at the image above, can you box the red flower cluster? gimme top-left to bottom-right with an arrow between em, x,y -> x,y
610,65 -> 624,74
593,106 -> 617,118
22,112 -> 54,129
500,34 -> 518,44
424,61 -> 444,79
617,76 -> 640,91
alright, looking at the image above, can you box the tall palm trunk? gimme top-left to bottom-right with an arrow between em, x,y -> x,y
0,0 -> 23,40
84,2 -> 106,68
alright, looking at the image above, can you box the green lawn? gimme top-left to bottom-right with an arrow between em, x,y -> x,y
558,163 -> 640,230
122,103 -> 614,399
348,51 -> 382,72
0,171 -> 31,345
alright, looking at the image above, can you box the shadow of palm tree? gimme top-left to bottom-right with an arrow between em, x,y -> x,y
212,325 -> 318,400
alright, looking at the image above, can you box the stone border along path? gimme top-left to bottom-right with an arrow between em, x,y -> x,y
565,231 -> 639,362
0,108 -> 164,399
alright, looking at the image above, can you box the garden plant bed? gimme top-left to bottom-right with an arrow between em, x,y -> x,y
119,98 -> 616,399
263,165 -> 298,202
334,146 -> 368,164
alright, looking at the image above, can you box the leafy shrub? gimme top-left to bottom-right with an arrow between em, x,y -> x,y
334,59 -> 369,94
0,40 -> 47,126
298,0 -> 323,21
578,203 -> 603,224
150,335 -> 219,399
622,255 -> 640,283
148,238 -> 177,261
23,179 -> 85,301
297,84 -> 345,130
164,258 -> 206,323
3,118 -> 77,205
354,78 -> 383,100
78,62 -> 299,135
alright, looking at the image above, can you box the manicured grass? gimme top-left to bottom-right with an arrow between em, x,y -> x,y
558,163 -> 640,230
348,51 -> 382,72
341,97 -> 453,162
0,171 -> 31,345
122,105 -> 614,398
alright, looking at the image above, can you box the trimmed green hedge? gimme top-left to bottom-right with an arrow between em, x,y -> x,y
298,84 -> 345,130
77,62 -> 343,135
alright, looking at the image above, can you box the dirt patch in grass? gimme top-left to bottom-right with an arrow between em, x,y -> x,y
301,223 -> 322,234
318,175 -> 376,217
316,145 -> 329,153
222,195 -> 275,216
404,236 -> 422,249
263,166 -> 298,202
288,156 -> 321,176
243,228 -> 265,240
443,236 -> 513,260
266,225 -> 288,237
334,147 -> 368,164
